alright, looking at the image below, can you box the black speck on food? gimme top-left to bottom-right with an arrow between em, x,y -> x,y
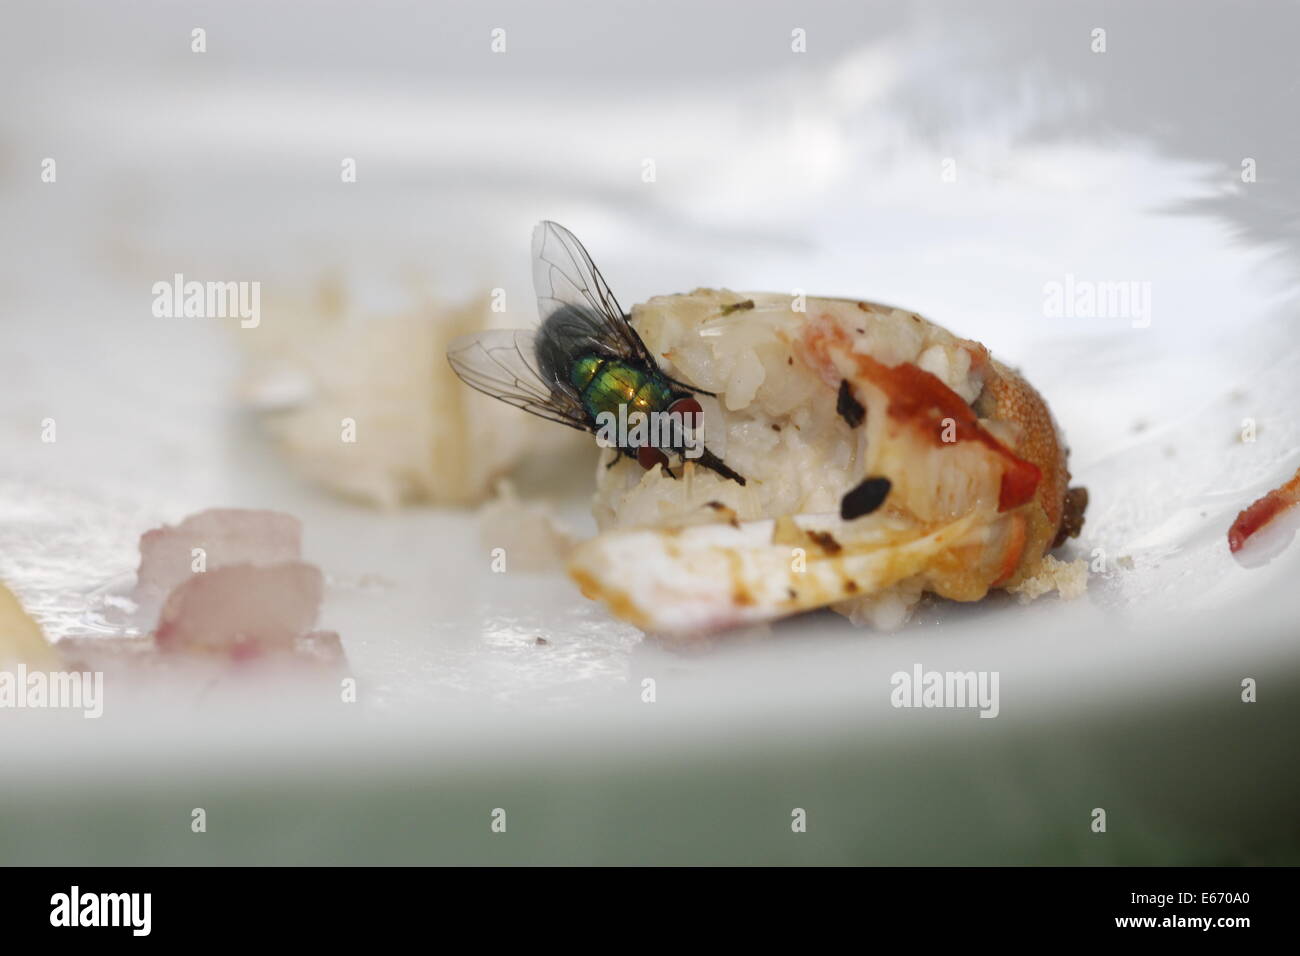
836,379 -> 866,428
704,499 -> 740,527
719,299 -> 755,316
806,530 -> 843,555
534,636 -> 550,646
787,356 -> 794,365
841,476 -> 891,520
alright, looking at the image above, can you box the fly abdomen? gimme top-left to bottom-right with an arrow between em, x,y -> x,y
569,354 -> 606,392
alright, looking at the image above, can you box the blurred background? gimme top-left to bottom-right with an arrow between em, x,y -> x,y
0,0 -> 1297,864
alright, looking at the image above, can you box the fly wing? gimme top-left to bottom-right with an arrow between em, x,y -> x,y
531,220 -> 656,364
446,328 -> 591,432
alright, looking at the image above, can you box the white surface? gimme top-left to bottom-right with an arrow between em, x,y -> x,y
1,1 -> 1297,863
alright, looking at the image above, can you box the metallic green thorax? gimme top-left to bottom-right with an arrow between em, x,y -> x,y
570,356 -> 676,424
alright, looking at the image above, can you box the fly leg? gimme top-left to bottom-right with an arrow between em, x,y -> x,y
693,447 -> 747,486
664,377 -> 716,398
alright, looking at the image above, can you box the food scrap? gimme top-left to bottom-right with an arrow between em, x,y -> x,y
1228,465 -> 1300,554
478,480 -> 577,571
442,223 -> 1088,636
63,508 -> 344,669
0,581 -> 63,668
155,562 -> 326,658
237,279 -> 575,508
580,290 -> 1088,635
134,508 -> 302,620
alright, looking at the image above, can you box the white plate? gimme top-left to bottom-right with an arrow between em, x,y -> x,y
1,0 -> 1297,864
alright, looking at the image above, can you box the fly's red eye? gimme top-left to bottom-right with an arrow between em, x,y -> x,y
637,446 -> 669,471
668,397 -> 703,440
668,397 -> 703,420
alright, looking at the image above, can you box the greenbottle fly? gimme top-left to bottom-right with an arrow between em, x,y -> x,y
446,221 -> 746,485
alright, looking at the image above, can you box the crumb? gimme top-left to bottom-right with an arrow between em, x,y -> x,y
1008,555 -> 1089,604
